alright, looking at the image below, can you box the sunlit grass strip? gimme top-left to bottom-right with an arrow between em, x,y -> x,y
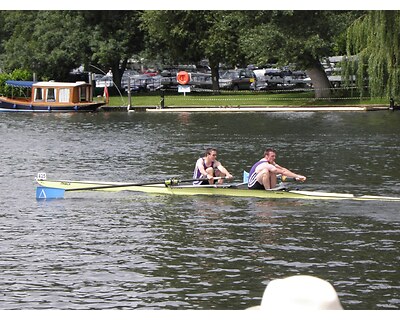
107,91 -> 388,107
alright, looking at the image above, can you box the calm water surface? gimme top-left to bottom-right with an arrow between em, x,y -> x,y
0,111 -> 399,310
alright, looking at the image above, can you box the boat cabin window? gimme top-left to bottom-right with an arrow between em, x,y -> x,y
46,88 -> 56,102
59,88 -> 70,103
34,88 -> 43,101
79,87 -> 89,102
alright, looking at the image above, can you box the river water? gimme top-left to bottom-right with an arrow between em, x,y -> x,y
0,110 -> 399,310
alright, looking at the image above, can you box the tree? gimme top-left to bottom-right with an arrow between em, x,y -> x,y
240,11 -> 362,98
0,11 -> 144,88
344,11 -> 400,100
141,11 -> 360,98
82,11 -> 144,89
1,11 -> 89,80
140,11 -> 246,91
202,12 -> 249,90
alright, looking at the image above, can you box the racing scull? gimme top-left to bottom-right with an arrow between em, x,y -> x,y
35,175 -> 400,202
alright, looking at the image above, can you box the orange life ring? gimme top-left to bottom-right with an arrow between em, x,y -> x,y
177,71 -> 190,85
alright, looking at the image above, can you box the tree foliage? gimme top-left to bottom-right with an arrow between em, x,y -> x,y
2,11 -> 89,80
140,10 -> 204,68
0,69 -> 32,96
4,10 -> 395,100
141,11 -> 360,98
0,11 -> 144,87
240,11 -> 362,98
140,11 -> 247,90
345,11 -> 400,100
240,11 -> 360,67
83,11 -> 144,87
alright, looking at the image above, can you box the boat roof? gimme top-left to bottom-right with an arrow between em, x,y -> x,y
5,80 -> 90,88
34,81 -> 90,88
5,80 -> 36,88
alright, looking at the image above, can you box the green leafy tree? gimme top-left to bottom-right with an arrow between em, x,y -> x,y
0,69 -> 32,96
202,12 -> 248,90
240,11 -> 362,98
2,11 -> 89,80
141,11 -> 360,97
344,11 -> 400,100
1,11 -> 144,89
140,11 -> 246,91
82,11 -> 144,88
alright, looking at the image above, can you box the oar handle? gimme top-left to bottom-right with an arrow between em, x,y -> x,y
280,175 -> 296,182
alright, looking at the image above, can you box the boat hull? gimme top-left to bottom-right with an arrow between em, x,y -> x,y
36,179 -> 400,201
0,97 -> 103,112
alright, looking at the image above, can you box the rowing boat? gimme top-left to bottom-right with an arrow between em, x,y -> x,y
35,176 -> 400,201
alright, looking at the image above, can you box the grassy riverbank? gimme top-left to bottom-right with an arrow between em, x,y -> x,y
104,91 -> 389,108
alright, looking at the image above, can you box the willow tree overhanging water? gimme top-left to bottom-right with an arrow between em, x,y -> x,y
344,11 -> 400,100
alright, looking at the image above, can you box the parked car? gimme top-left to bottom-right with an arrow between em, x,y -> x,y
95,75 -> 114,88
160,72 -> 213,92
123,74 -> 153,92
95,70 -> 141,89
143,69 -> 159,77
290,71 -> 312,88
189,73 -> 213,91
160,65 -> 198,77
219,69 -> 256,90
160,75 -> 178,90
253,68 -> 312,91
145,75 -> 163,91
252,75 -> 269,91
263,69 -> 294,89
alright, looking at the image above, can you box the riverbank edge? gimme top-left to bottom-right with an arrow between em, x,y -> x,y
100,104 -> 390,112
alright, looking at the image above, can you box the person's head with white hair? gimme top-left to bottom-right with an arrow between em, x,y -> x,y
248,275 -> 343,311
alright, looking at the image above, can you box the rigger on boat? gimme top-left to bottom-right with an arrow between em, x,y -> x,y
35,173 -> 400,202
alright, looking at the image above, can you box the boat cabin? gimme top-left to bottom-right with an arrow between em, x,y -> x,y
3,80 -> 95,105
31,81 -> 95,104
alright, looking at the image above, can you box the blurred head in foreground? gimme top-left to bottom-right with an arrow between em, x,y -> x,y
248,275 -> 343,311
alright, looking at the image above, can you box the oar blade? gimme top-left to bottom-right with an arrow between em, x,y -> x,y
36,187 -> 65,200
243,171 -> 249,183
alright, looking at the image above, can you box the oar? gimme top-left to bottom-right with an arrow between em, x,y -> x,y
36,177 -> 221,200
